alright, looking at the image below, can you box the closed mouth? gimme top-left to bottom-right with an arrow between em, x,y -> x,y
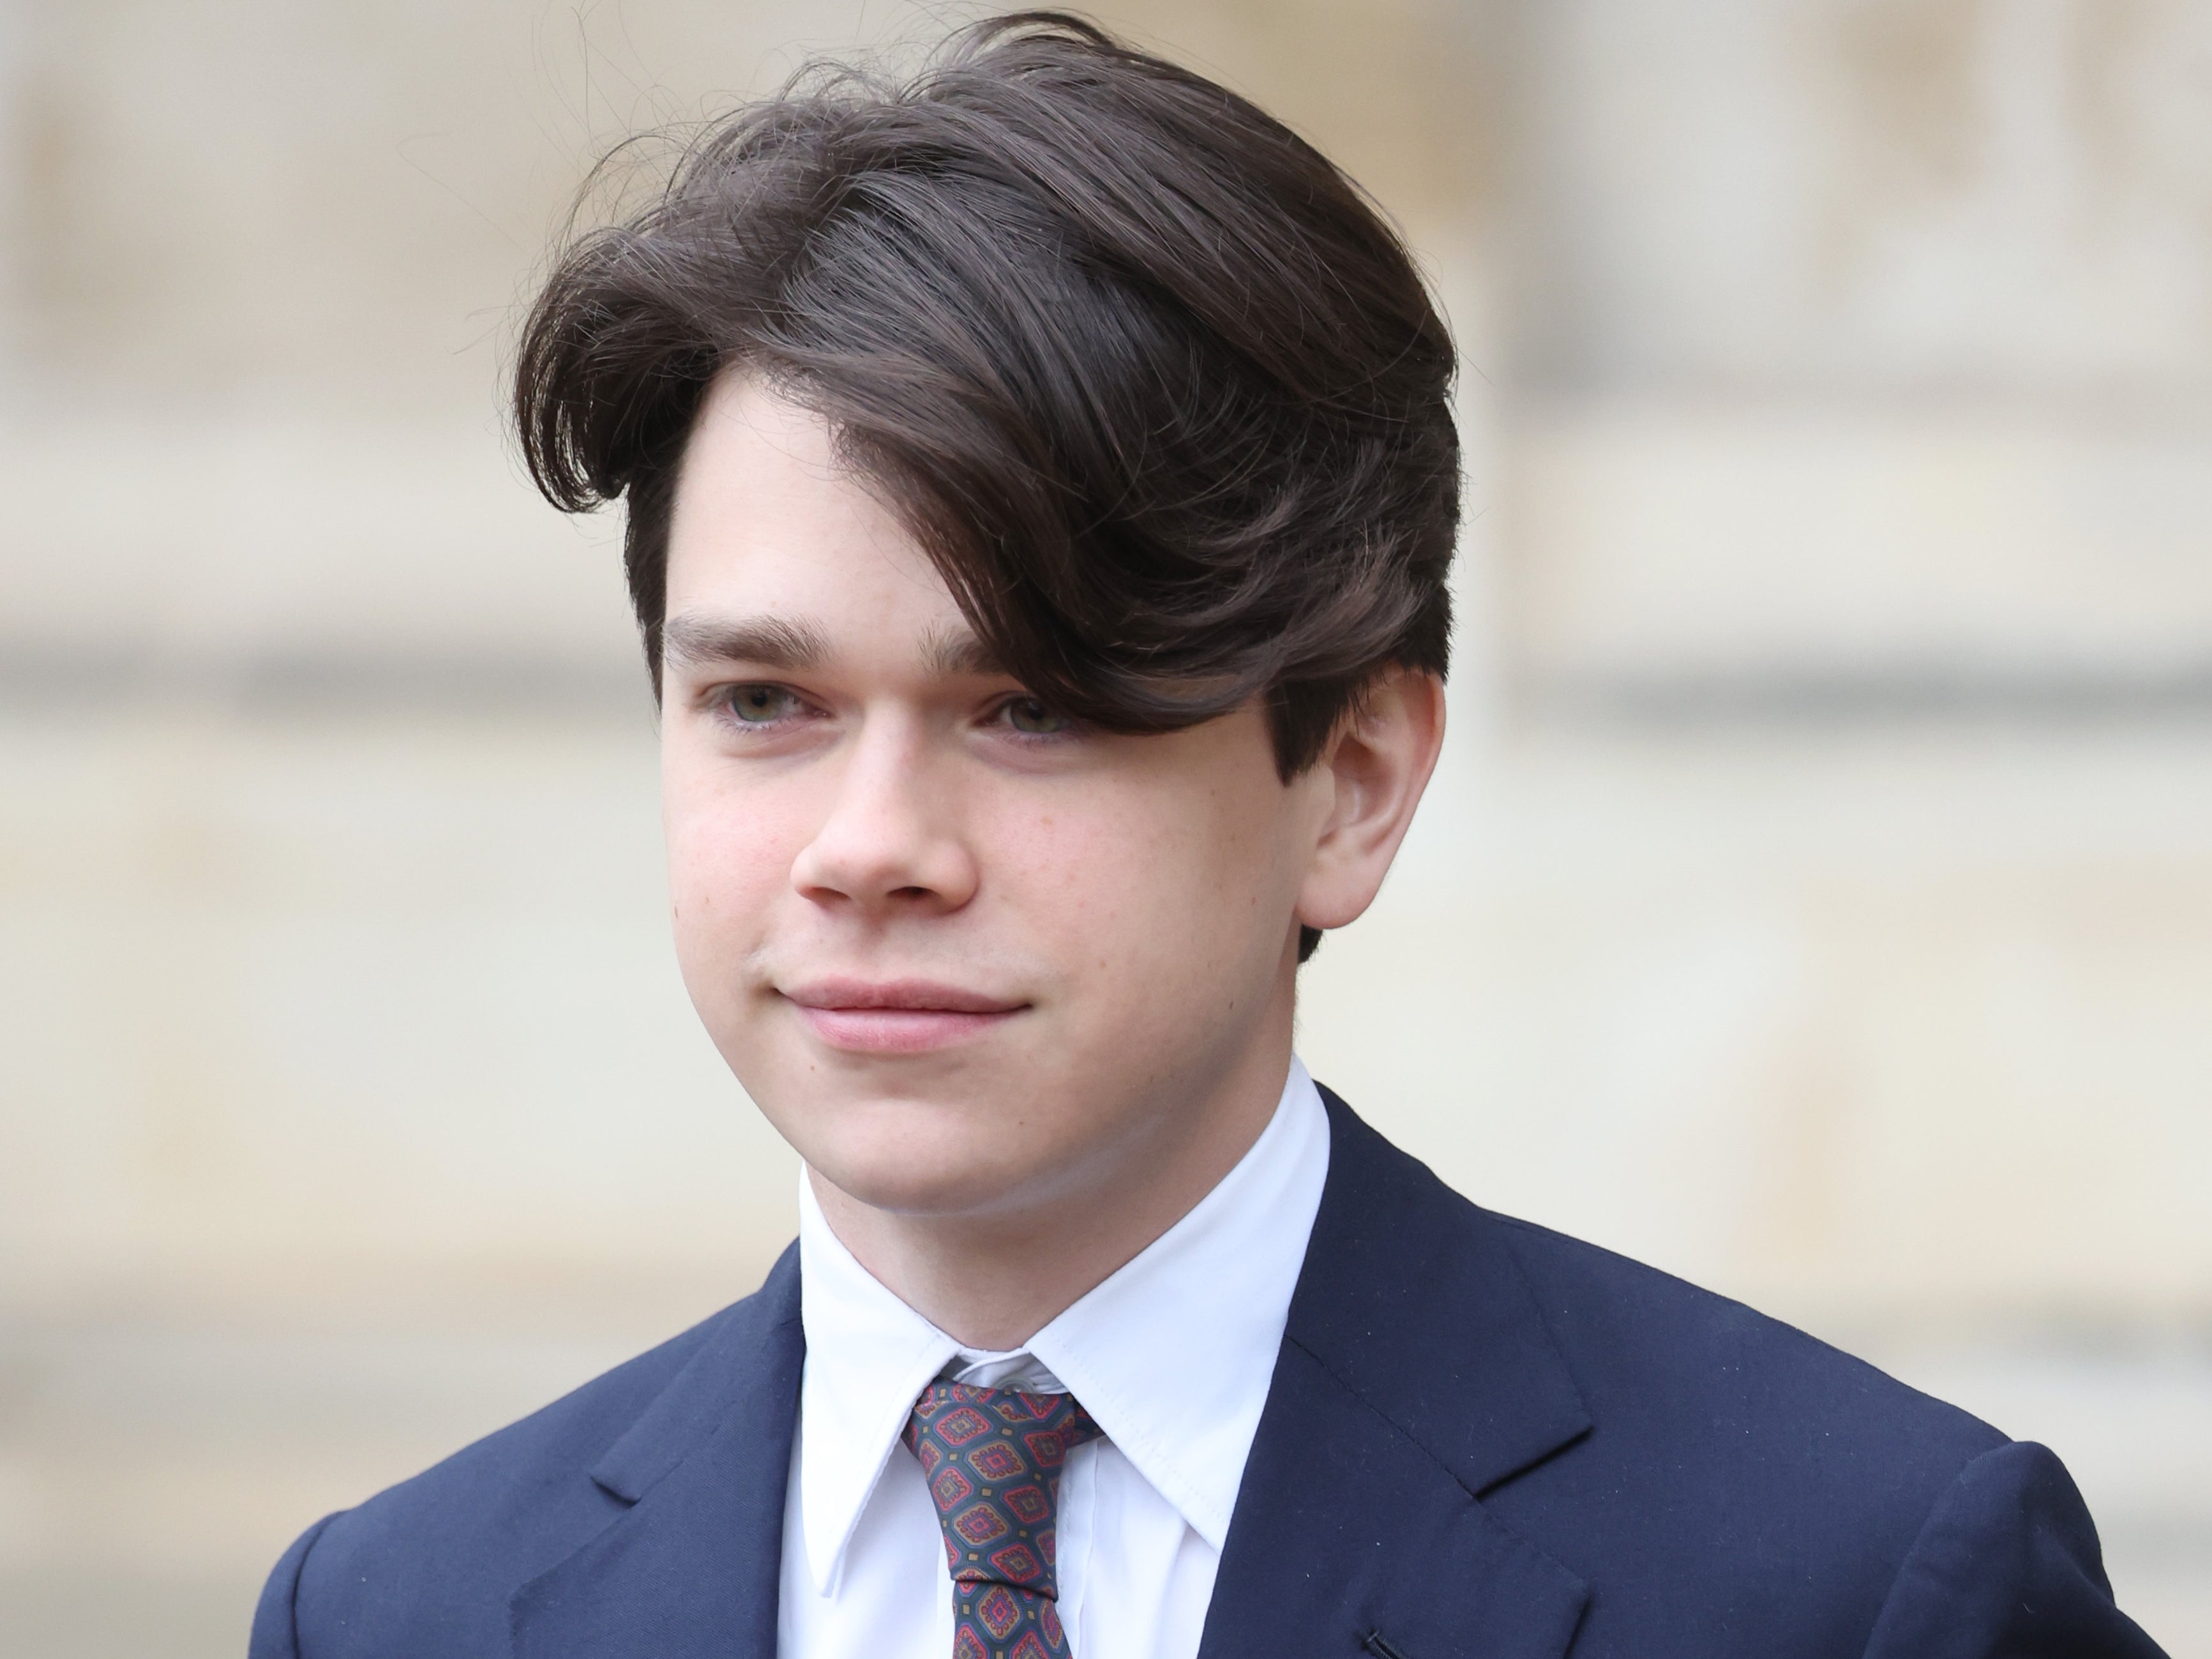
778,979 -> 1028,1054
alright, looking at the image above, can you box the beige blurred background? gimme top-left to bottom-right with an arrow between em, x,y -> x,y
1,1 -> 2208,1653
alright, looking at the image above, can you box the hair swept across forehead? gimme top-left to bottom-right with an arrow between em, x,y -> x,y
515,10 -> 1458,890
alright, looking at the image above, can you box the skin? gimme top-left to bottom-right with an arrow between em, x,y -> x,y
660,372 -> 1446,1349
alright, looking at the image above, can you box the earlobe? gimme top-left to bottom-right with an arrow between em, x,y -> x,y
1294,670 -> 1446,934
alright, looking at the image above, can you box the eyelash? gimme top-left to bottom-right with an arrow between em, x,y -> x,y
711,684 -> 812,728
988,695 -> 1076,739
704,686 -> 1076,740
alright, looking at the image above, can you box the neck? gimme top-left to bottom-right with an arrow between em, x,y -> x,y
809,1002 -> 1297,1351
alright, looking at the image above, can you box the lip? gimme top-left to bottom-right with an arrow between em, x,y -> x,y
779,978 -> 1028,1055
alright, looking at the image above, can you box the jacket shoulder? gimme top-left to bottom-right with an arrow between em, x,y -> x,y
1477,1208 -> 2011,1651
253,1257 -> 795,1659
1491,1206 -> 2003,1462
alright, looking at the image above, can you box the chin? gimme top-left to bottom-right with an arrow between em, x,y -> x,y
795,1094 -> 1069,1220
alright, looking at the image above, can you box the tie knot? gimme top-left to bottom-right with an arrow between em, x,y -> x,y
903,1380 -> 1104,1645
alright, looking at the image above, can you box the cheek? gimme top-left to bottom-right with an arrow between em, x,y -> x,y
661,764 -> 806,949
990,778 -> 1286,987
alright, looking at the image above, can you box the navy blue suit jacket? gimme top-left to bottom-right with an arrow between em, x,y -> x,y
252,1088 -> 2165,1657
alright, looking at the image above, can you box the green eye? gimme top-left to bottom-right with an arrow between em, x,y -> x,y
1004,697 -> 1070,735
725,685 -> 795,723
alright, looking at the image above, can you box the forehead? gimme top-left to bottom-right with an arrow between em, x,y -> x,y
663,373 -> 960,636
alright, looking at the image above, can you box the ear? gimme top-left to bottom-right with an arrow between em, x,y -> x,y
1294,669 -> 1448,936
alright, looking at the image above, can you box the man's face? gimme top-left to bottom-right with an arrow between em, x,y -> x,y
659,375 -> 1325,1224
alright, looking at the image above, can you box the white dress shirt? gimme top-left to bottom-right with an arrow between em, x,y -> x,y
777,1058 -> 1331,1659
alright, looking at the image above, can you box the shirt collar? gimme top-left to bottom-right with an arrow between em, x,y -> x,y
794,1057 -> 1332,1591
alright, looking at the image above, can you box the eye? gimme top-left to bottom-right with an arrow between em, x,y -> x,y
1000,696 -> 1071,736
720,684 -> 802,724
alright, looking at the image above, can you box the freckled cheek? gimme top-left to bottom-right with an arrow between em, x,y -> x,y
663,783 -> 815,939
984,799 -> 1204,957
954,805 -> 1086,959
1135,798 -> 1283,965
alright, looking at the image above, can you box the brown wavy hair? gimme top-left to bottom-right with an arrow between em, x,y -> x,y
515,11 -> 1459,960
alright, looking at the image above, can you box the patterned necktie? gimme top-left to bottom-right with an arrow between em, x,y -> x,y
902,1379 -> 1106,1659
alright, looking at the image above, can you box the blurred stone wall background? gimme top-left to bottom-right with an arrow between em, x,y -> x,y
1,1 -> 2207,1653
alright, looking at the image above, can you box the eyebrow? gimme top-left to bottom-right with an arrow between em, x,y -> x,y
917,623 -> 1004,679
659,612 -> 1009,680
661,613 -> 830,673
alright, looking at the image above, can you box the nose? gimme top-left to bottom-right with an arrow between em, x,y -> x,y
789,714 -> 980,917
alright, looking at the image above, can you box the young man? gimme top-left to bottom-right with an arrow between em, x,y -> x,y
252,15 -> 2163,1659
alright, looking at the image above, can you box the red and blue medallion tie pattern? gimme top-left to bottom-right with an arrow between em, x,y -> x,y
902,1381 -> 1105,1659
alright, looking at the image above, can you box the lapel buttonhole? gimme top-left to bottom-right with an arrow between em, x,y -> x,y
1364,1631 -> 1413,1659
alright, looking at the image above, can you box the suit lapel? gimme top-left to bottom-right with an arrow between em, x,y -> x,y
511,1248 -> 804,1659
1200,1091 -> 1595,1659
507,1092 -> 1591,1658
